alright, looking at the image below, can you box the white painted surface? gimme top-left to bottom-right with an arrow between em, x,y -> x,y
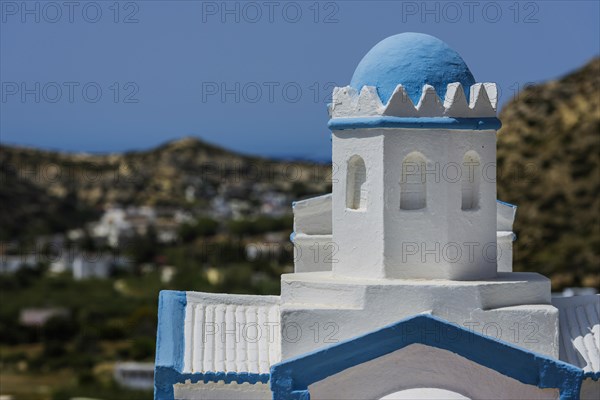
329,83 -> 497,118
331,127 -> 498,280
292,194 -> 334,273
332,129 -> 386,279
293,195 -> 515,275
174,381 -> 271,400
183,292 -> 280,375
469,304 -> 559,358
443,83 -> 470,117
384,85 -> 419,117
497,201 -> 517,231
416,85 -> 445,116
552,294 -> 600,373
280,272 -> 558,359
355,86 -> 384,116
292,194 -> 332,235
469,83 -> 497,117
308,344 -> 558,400
497,231 -> 514,273
292,233 -> 334,273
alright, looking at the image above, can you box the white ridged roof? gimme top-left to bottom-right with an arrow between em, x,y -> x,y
182,292 -> 281,375
552,294 -> 600,373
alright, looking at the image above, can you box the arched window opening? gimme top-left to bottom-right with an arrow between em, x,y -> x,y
346,155 -> 367,210
461,151 -> 481,210
380,388 -> 470,400
400,152 -> 426,210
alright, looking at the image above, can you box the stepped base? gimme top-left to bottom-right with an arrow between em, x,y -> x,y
280,272 -> 558,360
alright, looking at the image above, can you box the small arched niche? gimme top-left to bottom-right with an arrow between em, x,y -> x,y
380,388 -> 470,400
400,152 -> 427,210
461,151 -> 481,211
346,155 -> 367,210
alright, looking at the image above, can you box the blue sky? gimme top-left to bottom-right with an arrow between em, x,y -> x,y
1,1 -> 599,160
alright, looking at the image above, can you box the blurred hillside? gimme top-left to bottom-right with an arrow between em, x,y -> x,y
0,137 -> 330,241
497,58 -> 600,289
0,138 -> 333,399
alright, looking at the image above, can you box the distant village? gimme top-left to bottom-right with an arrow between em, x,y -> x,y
1,183 -> 294,279
0,185 -> 298,394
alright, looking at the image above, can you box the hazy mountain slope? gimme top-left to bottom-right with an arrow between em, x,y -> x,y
0,163 -> 99,241
497,58 -> 600,289
0,137 -> 330,240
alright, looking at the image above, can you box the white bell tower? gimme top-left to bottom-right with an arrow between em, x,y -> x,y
328,33 -> 500,280
281,33 -> 556,364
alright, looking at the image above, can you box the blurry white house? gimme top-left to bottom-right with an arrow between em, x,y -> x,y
19,308 -> 69,327
114,362 -> 154,390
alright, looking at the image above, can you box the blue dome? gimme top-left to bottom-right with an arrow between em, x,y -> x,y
350,33 -> 475,105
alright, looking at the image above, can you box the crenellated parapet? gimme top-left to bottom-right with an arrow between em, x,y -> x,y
329,82 -> 498,119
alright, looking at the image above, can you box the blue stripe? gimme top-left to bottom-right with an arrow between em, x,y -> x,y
584,371 -> 600,380
497,199 -> 518,208
154,290 -> 187,400
328,116 -> 501,131
270,314 -> 584,400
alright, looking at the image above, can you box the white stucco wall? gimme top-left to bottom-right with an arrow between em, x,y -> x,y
332,129 -> 386,278
382,128 -> 497,280
331,128 -> 498,281
293,194 -> 332,235
292,194 -> 334,273
496,232 -> 514,273
292,233 -> 334,273
280,271 -> 558,360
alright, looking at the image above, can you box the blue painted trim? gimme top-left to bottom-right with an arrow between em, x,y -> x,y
584,371 -> 600,381
154,291 -> 271,399
497,199 -> 518,209
328,116 -> 501,131
155,291 -> 186,371
154,290 -> 187,400
270,314 -> 584,400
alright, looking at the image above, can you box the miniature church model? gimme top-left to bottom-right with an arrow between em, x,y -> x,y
154,33 -> 600,400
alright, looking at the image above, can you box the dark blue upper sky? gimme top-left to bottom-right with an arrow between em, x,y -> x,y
1,1 -> 599,160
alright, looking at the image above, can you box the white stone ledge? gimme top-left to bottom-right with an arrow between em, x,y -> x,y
279,272 -> 557,359
280,272 -> 551,319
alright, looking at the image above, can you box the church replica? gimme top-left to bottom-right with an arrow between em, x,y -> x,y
154,33 -> 599,400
